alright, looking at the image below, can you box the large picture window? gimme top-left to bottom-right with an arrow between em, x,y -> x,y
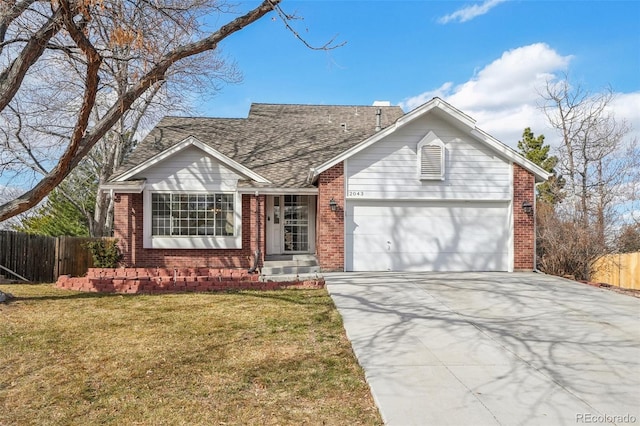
151,193 -> 234,236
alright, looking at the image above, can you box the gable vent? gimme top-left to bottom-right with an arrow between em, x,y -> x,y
421,145 -> 442,176
417,131 -> 445,180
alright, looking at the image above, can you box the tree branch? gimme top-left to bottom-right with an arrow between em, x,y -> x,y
269,0 -> 346,51
0,0 -> 281,221
0,0 -> 38,55
0,5 -> 64,111
6,104 -> 49,175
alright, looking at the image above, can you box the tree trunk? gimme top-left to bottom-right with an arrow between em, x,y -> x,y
92,132 -> 119,237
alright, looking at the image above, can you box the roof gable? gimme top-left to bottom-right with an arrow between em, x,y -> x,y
311,97 -> 551,183
112,136 -> 270,183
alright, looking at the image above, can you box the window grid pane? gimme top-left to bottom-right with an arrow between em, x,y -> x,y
216,194 -> 234,236
152,193 -> 171,235
283,195 -> 309,252
151,193 -> 234,236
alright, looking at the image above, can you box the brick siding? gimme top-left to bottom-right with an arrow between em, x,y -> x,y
316,162 -> 345,271
113,193 -> 264,269
513,163 -> 536,271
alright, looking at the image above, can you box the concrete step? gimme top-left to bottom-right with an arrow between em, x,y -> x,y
264,254 -> 317,263
261,254 -> 321,277
261,265 -> 321,275
263,258 -> 319,267
259,272 -> 323,283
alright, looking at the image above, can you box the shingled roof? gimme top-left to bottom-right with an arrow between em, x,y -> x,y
111,103 -> 405,188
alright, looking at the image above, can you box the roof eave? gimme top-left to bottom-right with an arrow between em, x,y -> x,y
99,179 -> 146,193
469,128 -> 551,182
311,119 -> 401,183
237,186 -> 318,195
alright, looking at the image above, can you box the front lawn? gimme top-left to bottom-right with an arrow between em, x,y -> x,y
0,284 -> 380,425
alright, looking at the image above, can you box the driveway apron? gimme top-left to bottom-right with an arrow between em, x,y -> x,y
325,272 -> 640,426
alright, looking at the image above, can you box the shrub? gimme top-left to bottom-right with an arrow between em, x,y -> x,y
536,203 -> 607,281
85,239 -> 123,268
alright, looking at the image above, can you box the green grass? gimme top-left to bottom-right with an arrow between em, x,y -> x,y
0,284 -> 381,425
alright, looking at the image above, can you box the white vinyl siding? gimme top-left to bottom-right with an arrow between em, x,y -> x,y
132,145 -> 243,249
136,145 -> 242,192
346,115 -> 511,200
343,113 -> 514,272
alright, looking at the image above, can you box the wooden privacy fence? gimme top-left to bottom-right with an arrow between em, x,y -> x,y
0,231 -> 101,283
0,231 -> 56,282
591,252 -> 640,290
54,236 -> 99,278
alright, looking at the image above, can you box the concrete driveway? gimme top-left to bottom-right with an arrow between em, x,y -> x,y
325,272 -> 640,426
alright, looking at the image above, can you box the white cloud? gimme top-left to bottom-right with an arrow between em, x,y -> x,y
399,43 -> 639,150
610,92 -> 640,145
448,43 -> 571,110
438,0 -> 508,24
401,43 -> 571,109
398,82 -> 453,110
399,43 -> 578,148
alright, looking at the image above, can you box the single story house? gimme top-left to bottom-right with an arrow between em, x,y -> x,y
103,97 -> 549,272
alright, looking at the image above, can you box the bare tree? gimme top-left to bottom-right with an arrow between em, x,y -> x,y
0,0 -> 285,223
538,76 -> 639,279
3,19 -> 238,236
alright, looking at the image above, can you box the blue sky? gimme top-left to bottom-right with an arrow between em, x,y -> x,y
1,0 -> 638,207
197,0 -> 640,149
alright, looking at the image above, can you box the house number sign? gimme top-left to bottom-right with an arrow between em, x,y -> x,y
348,191 -> 365,197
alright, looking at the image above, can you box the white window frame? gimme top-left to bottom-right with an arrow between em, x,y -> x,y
417,131 -> 445,181
143,190 -> 242,249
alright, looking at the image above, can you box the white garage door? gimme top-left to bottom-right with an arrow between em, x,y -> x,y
346,200 -> 511,272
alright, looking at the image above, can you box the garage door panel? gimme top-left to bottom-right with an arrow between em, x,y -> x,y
346,201 -> 510,272
349,233 -> 507,254
348,252 -> 507,272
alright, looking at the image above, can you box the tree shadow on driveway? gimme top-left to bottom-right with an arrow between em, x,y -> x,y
326,272 -> 640,426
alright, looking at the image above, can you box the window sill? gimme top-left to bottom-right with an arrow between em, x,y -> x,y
419,175 -> 445,181
144,235 -> 242,249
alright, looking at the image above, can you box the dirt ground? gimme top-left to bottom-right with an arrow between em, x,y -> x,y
578,280 -> 640,298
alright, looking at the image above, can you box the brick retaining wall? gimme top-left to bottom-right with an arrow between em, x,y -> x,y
56,268 -> 324,294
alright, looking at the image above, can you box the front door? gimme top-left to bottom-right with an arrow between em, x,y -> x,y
266,195 -> 315,255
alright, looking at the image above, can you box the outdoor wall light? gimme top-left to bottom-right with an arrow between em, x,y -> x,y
522,201 -> 533,214
329,198 -> 338,211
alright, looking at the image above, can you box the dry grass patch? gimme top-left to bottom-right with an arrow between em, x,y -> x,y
0,284 -> 381,425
